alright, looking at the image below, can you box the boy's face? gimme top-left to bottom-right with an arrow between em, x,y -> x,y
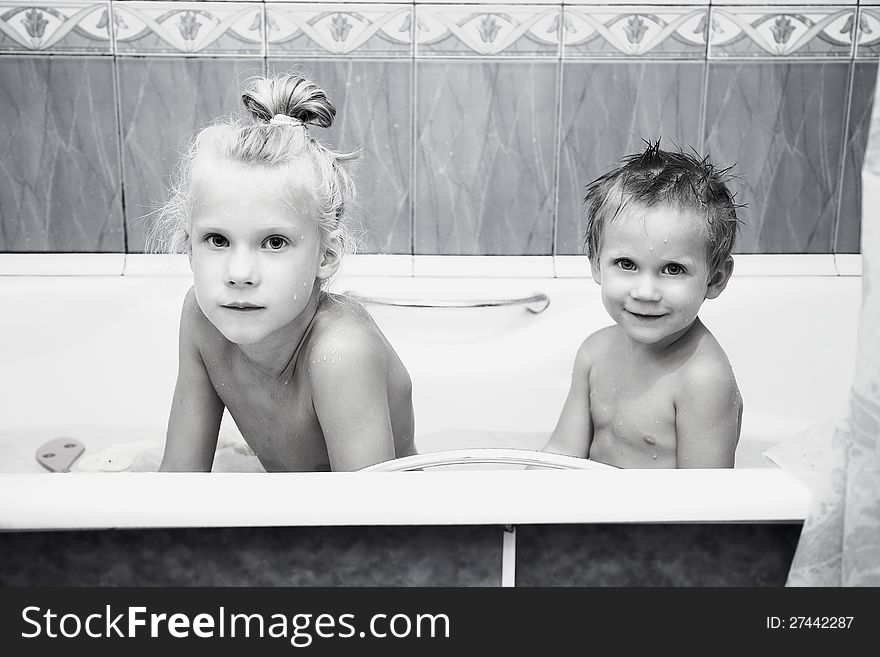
591,205 -> 731,349
189,158 -> 337,346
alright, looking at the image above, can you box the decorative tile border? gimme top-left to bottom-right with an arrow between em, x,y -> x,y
0,1 -> 111,52
113,1 -> 263,55
562,5 -> 708,59
266,2 -> 412,57
415,4 -> 561,57
708,6 -> 856,58
857,6 -> 880,59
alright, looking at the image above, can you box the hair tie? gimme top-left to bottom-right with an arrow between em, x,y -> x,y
269,114 -> 304,127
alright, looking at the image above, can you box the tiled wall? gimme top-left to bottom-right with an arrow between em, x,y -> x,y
0,1 -> 876,254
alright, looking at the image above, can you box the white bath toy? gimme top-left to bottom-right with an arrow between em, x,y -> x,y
73,440 -> 162,472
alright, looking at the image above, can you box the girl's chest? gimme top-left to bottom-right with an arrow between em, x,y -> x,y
203,353 -> 329,471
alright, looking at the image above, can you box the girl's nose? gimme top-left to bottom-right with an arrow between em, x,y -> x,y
225,249 -> 258,287
630,274 -> 661,301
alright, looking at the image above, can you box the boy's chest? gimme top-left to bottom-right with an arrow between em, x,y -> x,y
589,363 -> 678,446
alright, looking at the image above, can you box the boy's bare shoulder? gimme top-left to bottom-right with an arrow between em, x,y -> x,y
678,327 -> 740,400
573,325 -> 620,371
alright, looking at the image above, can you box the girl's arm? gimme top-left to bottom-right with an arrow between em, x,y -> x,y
310,334 -> 396,471
159,290 -> 225,472
542,339 -> 595,458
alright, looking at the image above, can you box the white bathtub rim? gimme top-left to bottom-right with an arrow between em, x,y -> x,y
0,469 -> 811,531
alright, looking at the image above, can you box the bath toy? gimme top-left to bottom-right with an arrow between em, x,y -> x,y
35,438 -> 85,472
74,440 -> 162,472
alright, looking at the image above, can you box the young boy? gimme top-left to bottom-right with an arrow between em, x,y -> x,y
544,141 -> 743,468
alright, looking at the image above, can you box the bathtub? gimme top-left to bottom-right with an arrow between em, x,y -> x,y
0,253 -> 861,586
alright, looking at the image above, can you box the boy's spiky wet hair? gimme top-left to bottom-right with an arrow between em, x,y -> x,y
583,140 -> 744,275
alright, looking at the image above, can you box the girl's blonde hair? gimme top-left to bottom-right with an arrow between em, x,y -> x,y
147,72 -> 359,271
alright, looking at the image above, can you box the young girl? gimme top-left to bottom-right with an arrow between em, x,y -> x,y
151,73 -> 416,472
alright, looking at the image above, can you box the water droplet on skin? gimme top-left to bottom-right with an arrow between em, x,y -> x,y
211,358 -> 216,363
649,245 -> 654,251
652,454 -> 658,460
294,294 -> 297,301
644,436 -> 656,445
322,355 -> 327,361
663,238 -> 668,243
303,281 -> 308,287
618,421 -> 623,427
284,380 -> 289,385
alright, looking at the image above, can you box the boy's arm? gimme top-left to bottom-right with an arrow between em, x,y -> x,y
159,289 -> 224,472
542,340 -> 594,458
310,335 -> 396,472
675,360 -> 742,468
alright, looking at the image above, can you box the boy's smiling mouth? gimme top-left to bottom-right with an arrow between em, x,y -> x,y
625,309 -> 666,320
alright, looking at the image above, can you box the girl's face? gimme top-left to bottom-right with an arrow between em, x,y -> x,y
591,205 -> 727,349
189,158 -> 336,346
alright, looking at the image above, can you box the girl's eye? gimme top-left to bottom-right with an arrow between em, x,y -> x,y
664,263 -> 686,276
206,234 -> 228,248
616,258 -> 636,271
264,236 -> 289,250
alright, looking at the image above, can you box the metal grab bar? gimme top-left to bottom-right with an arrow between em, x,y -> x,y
343,292 -> 550,314
359,448 -> 618,472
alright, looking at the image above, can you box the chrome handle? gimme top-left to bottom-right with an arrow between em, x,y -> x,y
343,292 -> 550,314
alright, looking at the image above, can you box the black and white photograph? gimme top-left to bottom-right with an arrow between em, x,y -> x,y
0,1 -> 877,646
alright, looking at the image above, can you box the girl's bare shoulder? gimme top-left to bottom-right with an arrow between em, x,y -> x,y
306,293 -> 387,360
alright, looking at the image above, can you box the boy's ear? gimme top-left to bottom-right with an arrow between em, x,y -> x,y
316,236 -> 342,280
589,257 -> 601,284
705,256 -> 734,299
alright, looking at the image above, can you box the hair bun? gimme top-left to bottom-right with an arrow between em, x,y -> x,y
242,73 -> 336,128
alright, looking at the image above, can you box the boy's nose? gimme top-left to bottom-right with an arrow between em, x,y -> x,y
630,274 -> 661,301
225,249 -> 258,287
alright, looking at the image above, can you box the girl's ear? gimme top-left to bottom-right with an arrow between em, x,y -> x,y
705,256 -> 734,299
316,236 -> 342,280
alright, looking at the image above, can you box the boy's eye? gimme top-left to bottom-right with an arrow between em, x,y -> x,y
206,234 -> 228,248
663,263 -> 686,276
263,236 -> 289,250
616,258 -> 636,271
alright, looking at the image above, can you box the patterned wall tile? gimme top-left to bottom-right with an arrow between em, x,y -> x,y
270,59 -> 413,253
415,61 -> 557,254
704,62 -> 849,253
118,58 -> 265,252
113,1 -> 263,55
709,7 -> 856,58
857,7 -> 880,59
415,4 -> 561,57
562,6 -> 708,59
0,56 -> 123,251
556,61 -> 705,255
0,1 -> 111,52
836,61 -> 877,252
266,3 -> 412,57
